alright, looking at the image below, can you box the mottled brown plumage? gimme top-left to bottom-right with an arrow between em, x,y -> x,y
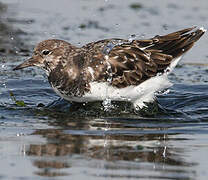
13,27 -> 205,105
81,27 -> 205,89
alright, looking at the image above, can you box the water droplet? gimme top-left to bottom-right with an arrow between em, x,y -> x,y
115,23 -> 120,30
102,61 -> 114,111
163,146 -> 167,158
162,24 -> 169,30
157,72 -> 162,76
102,98 -> 112,111
52,34 -> 56,38
103,42 -> 115,55
128,34 -> 137,42
165,67 -> 170,74
106,62 -> 112,83
104,121 -> 110,131
138,33 -> 146,39
127,98 -> 131,102
16,133 -> 25,137
102,40 -> 130,110
103,40 -> 126,55
1,64 -> 7,89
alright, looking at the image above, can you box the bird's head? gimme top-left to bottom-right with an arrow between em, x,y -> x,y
13,39 -> 76,75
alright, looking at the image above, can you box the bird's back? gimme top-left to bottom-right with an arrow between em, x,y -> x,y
82,27 -> 206,88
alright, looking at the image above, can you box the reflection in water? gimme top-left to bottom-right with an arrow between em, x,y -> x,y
26,117 -> 196,178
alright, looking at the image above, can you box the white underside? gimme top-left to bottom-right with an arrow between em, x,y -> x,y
52,57 -> 181,110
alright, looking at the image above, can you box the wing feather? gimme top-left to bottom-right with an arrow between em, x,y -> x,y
82,27 -> 205,88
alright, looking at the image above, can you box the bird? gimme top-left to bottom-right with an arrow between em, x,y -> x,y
13,27 -> 206,110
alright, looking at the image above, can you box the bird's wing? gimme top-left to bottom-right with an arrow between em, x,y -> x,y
82,27 -> 205,88
106,43 -> 171,88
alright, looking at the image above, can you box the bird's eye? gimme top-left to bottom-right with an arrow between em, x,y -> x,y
42,50 -> 51,56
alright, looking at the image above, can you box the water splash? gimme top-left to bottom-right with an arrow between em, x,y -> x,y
102,60 -> 114,111
10,36 -> 14,41
1,63 -> 7,90
106,61 -> 113,83
102,39 -> 136,111
103,46 -> 111,107
162,24 -> 169,31
128,34 -> 137,42
164,67 -> 171,74
128,33 -> 146,42
0,62 -> 13,105
103,39 -> 125,55
156,89 -> 170,96
102,98 -> 112,111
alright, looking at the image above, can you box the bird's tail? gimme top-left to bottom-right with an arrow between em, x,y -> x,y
139,26 -> 206,58
135,27 -> 206,72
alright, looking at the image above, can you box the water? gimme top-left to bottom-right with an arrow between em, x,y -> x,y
0,0 -> 208,179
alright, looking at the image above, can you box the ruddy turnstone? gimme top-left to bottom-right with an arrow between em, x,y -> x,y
13,27 -> 206,110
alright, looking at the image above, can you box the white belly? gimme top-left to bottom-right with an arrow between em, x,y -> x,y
52,73 -> 172,109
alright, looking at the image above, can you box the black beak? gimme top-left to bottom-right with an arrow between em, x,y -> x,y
13,58 -> 36,71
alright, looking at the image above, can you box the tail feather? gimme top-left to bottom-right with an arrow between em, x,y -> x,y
136,27 -> 206,59
135,27 -> 206,74
147,27 -> 206,58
